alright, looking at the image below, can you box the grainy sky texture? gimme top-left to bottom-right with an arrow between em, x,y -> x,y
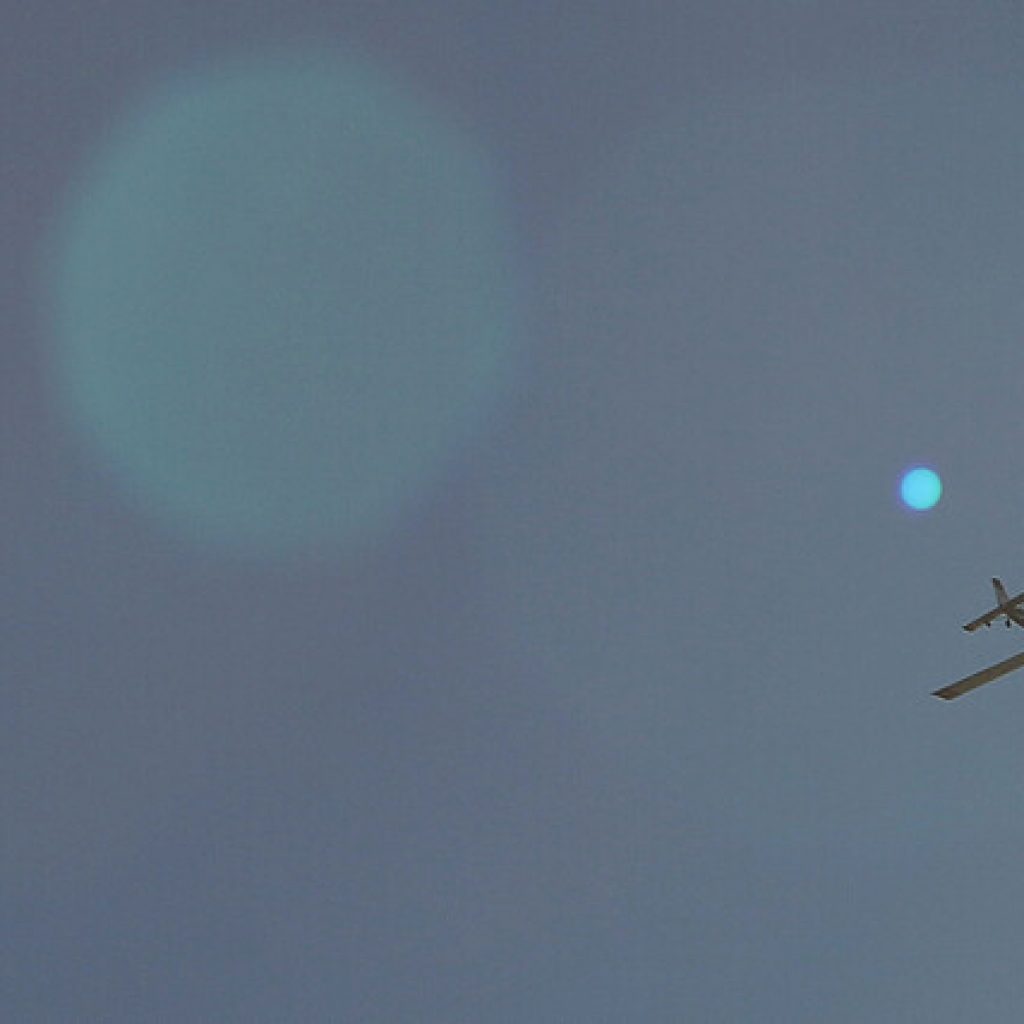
6,3 -> 1024,1021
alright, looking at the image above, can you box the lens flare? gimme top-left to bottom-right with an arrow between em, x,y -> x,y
44,50 -> 521,560
900,467 -> 942,511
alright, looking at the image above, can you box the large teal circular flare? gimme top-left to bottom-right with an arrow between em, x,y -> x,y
900,467 -> 942,511
45,50 -> 520,558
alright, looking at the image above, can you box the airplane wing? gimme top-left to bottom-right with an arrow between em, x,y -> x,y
932,650 -> 1024,700
963,610 -> 1002,632
962,591 -> 1024,631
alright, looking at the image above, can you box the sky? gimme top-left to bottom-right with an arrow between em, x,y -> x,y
6,3 -> 1024,1021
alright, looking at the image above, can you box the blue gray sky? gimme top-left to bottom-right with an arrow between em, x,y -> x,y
6,3 -> 1024,1021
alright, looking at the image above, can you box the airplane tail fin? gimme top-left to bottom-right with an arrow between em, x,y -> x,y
994,577 -> 1010,605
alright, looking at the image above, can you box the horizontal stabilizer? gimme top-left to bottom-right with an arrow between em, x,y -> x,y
933,650 -> 1024,700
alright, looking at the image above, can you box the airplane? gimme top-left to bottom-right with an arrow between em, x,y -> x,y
933,578 -> 1024,700
961,577 -> 1024,631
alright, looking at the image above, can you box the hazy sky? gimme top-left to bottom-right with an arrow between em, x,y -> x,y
7,3 -> 1024,1021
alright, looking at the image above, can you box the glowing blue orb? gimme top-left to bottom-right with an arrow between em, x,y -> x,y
900,467 -> 942,511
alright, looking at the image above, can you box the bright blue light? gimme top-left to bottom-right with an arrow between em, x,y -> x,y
900,467 -> 942,511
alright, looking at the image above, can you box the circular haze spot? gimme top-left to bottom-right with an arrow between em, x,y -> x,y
45,49 -> 521,559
